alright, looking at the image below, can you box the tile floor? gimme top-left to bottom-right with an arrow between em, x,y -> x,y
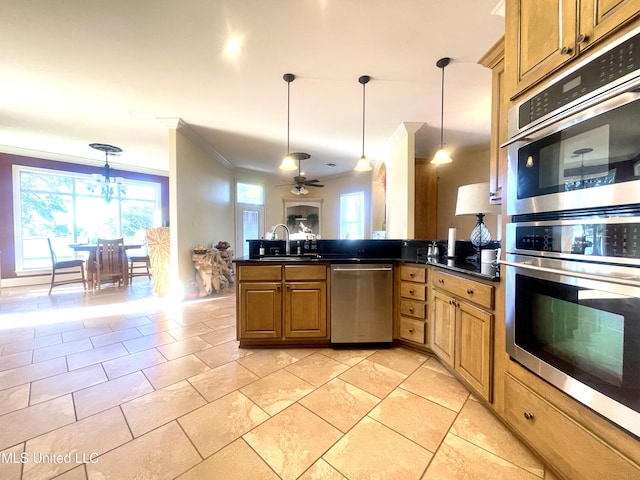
0,280 -> 558,480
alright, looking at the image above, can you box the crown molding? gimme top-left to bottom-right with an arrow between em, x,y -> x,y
0,145 -> 168,176
386,122 -> 425,148
157,117 -> 235,170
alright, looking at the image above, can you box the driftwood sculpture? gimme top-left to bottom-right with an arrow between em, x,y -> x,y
192,249 -> 235,297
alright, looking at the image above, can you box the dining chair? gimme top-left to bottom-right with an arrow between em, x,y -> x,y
47,238 -> 87,295
128,248 -> 152,284
95,238 -> 126,289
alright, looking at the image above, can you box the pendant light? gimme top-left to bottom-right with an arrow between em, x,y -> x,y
431,57 -> 453,165
88,143 -> 126,203
354,75 -> 373,172
279,73 -> 300,171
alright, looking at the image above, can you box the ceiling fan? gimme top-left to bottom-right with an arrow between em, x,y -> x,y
277,152 -> 324,195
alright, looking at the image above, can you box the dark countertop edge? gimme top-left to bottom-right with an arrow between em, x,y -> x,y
396,259 -> 500,282
233,257 -> 500,282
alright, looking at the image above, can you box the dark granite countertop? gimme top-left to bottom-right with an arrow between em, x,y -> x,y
233,249 -> 499,281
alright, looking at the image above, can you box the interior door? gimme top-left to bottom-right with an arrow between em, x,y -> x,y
236,203 -> 264,258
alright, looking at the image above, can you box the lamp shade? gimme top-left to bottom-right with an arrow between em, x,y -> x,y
455,182 -> 501,216
279,155 -> 298,170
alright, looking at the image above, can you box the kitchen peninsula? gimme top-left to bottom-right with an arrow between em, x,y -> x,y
234,239 -> 500,402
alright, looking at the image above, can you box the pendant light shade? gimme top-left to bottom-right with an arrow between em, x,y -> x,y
279,73 -> 300,170
431,57 -> 453,165
354,75 -> 373,172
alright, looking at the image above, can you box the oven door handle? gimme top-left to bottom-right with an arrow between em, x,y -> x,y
502,88 -> 640,147
500,259 -> 640,287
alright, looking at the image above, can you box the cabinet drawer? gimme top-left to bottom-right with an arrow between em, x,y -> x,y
238,265 -> 282,282
431,270 -> 493,309
399,299 -> 426,319
400,282 -> 426,301
504,375 -> 640,479
284,264 -> 327,281
399,317 -> 426,344
400,265 -> 426,283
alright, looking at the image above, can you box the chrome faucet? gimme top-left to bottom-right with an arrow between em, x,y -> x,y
271,224 -> 290,255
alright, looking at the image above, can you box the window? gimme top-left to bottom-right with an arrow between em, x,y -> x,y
340,192 -> 365,239
236,182 -> 264,257
237,182 -> 264,205
13,165 -> 162,272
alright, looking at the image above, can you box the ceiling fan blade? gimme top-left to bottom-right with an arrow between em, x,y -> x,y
307,183 -> 324,187
305,179 -> 321,184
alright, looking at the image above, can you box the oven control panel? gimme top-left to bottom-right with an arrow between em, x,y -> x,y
508,222 -> 640,261
517,29 -> 640,131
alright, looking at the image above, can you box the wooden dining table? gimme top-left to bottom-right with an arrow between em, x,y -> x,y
69,243 -> 143,289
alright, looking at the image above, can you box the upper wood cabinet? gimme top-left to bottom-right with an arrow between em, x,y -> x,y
506,0 -> 640,97
478,37 -> 506,206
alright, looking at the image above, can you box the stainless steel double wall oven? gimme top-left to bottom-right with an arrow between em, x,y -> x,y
504,27 -> 640,438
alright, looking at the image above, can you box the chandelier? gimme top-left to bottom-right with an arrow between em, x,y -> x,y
89,143 -> 126,203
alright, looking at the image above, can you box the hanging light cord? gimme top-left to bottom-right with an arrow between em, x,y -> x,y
287,79 -> 291,155
358,75 -> 370,159
361,79 -> 366,158
439,62 -> 445,148
435,57 -> 450,150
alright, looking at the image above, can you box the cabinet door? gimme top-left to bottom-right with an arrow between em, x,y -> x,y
579,0 -> 640,52
238,282 -> 282,339
506,0 -> 577,96
478,38 -> 507,206
430,289 -> 455,366
284,281 -> 328,338
455,301 -> 493,402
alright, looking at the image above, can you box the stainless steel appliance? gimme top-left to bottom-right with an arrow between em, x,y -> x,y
503,214 -> 640,438
503,26 -> 640,437
506,26 -> 640,216
330,264 -> 393,343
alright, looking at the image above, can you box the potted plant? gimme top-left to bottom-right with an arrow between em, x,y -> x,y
286,214 -> 297,228
306,213 -> 319,229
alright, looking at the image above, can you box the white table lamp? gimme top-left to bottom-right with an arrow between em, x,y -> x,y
455,182 -> 501,248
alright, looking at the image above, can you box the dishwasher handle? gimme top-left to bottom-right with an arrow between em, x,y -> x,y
332,267 -> 393,272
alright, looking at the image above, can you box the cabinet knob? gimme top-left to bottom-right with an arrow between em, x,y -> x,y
408,328 -> 414,334
408,307 -> 414,313
523,411 -> 534,421
438,278 -> 444,284
577,33 -> 589,44
467,289 -> 474,295
409,289 -> 414,294
409,272 -> 415,277
560,46 -> 572,55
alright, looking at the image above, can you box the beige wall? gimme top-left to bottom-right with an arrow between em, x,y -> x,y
271,171 -> 372,239
170,129 -> 235,291
434,145 -> 498,241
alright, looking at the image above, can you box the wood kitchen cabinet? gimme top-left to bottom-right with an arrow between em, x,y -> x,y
478,37 -> 506,205
430,269 -> 494,402
506,0 -> 640,97
505,374 -> 640,479
237,263 -> 329,345
396,264 -> 429,348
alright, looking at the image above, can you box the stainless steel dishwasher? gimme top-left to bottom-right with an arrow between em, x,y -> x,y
330,263 -> 393,343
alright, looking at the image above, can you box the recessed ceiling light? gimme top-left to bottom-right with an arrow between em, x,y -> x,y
224,38 -> 243,58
